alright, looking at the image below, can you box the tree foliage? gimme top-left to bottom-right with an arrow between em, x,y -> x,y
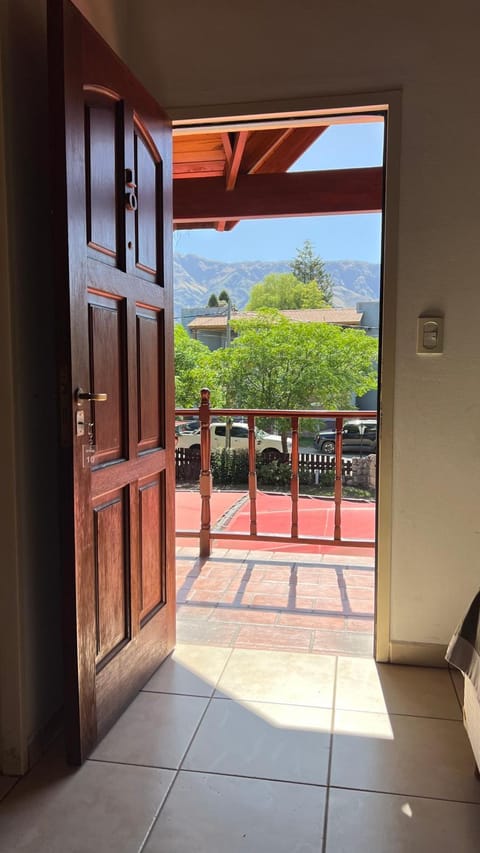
174,324 -> 223,407
246,272 -> 329,311
290,240 -> 334,306
218,289 -> 230,303
213,311 -> 377,414
207,293 -> 219,307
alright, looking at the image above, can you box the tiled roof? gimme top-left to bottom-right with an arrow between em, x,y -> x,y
188,308 -> 362,330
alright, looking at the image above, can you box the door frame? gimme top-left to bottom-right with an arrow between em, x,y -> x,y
170,89 -> 402,662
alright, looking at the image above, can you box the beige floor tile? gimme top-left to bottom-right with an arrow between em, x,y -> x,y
335,658 -> 462,719
143,644 -> 232,696
0,748 -> 173,853
215,647 -> 336,706
0,775 -> 17,800
144,771 -> 326,853
326,788 -> 480,853
332,710 -> 480,802
183,697 -> 332,784
91,692 -> 208,769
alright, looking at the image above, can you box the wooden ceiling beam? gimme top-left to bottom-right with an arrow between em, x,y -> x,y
173,167 -> 383,224
221,132 -> 233,169
240,126 -> 328,175
225,131 -> 249,190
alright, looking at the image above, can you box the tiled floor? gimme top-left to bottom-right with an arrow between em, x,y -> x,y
1,644 -> 480,852
176,546 -> 375,655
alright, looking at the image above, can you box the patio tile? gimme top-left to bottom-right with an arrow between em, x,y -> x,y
343,572 -> 375,586
312,597 -> 345,613
192,588 -> 255,605
297,582 -> 339,598
209,606 -> 278,625
331,711 -> 480,802
262,568 -> 304,582
235,624 -> 313,652
187,576 -> 233,592
325,788 -> 480,853
183,697 -> 332,784
91,692 -> 208,769
215,648 -> 336,706
343,585 -> 375,599
142,644 -> 231,697
252,593 -> 314,610
177,620 -> 241,646
0,745 -> 173,853
176,604 -> 216,621
235,581 -> 291,595
347,598 -> 374,614
277,612 -> 346,631
345,618 -> 374,632
143,771 -> 326,853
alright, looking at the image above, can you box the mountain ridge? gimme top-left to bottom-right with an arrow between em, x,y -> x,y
174,252 -> 380,316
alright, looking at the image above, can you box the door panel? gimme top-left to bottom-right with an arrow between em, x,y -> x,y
136,307 -> 163,453
49,0 -> 175,763
93,488 -> 129,665
85,98 -> 120,262
139,476 -> 165,623
134,127 -> 159,278
88,294 -> 126,464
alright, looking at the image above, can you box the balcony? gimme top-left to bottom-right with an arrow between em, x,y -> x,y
175,393 -> 376,657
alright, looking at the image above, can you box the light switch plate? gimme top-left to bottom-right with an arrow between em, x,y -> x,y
417,316 -> 444,354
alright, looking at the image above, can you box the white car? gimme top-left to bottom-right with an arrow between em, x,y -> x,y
176,421 -> 291,457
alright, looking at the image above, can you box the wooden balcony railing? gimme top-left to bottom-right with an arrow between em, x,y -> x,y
176,388 -> 377,557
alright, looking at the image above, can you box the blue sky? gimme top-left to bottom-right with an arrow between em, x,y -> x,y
173,121 -> 384,265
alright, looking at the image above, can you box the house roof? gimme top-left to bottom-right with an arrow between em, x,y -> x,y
188,308 -> 363,330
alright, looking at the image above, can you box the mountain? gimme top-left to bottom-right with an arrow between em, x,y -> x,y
173,253 -> 380,317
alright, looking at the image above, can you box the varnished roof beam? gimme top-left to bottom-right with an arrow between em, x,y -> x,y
174,167 -> 383,224
225,131 -> 249,190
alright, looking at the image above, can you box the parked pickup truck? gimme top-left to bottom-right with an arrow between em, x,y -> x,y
176,421 -> 291,458
314,419 -> 377,455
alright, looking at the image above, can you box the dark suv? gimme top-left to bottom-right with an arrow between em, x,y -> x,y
314,419 -> 377,455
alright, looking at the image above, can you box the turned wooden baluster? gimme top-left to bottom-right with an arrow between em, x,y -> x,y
290,416 -> 299,538
334,415 -> 343,542
248,414 -> 257,536
199,387 -> 212,557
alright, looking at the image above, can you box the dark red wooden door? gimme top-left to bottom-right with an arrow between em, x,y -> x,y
49,0 -> 175,764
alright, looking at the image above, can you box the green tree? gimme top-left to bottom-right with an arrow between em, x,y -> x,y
246,272 -> 328,311
174,324 -> 223,407
290,240 -> 334,306
218,289 -> 230,303
207,293 -> 219,307
213,311 -> 377,447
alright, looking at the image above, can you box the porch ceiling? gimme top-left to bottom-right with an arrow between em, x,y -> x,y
172,122 -> 383,230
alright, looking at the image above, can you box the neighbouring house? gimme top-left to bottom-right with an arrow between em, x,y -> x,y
188,307 -> 364,349
180,303 -> 229,334
356,300 -> 380,411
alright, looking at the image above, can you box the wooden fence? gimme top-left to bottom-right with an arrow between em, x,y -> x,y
175,447 -> 353,484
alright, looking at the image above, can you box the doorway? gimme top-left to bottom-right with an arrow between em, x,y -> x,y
169,101 -> 397,662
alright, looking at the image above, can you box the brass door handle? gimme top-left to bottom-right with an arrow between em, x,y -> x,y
76,388 -> 108,404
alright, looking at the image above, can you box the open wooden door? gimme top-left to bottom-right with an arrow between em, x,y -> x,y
48,0 -> 175,764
